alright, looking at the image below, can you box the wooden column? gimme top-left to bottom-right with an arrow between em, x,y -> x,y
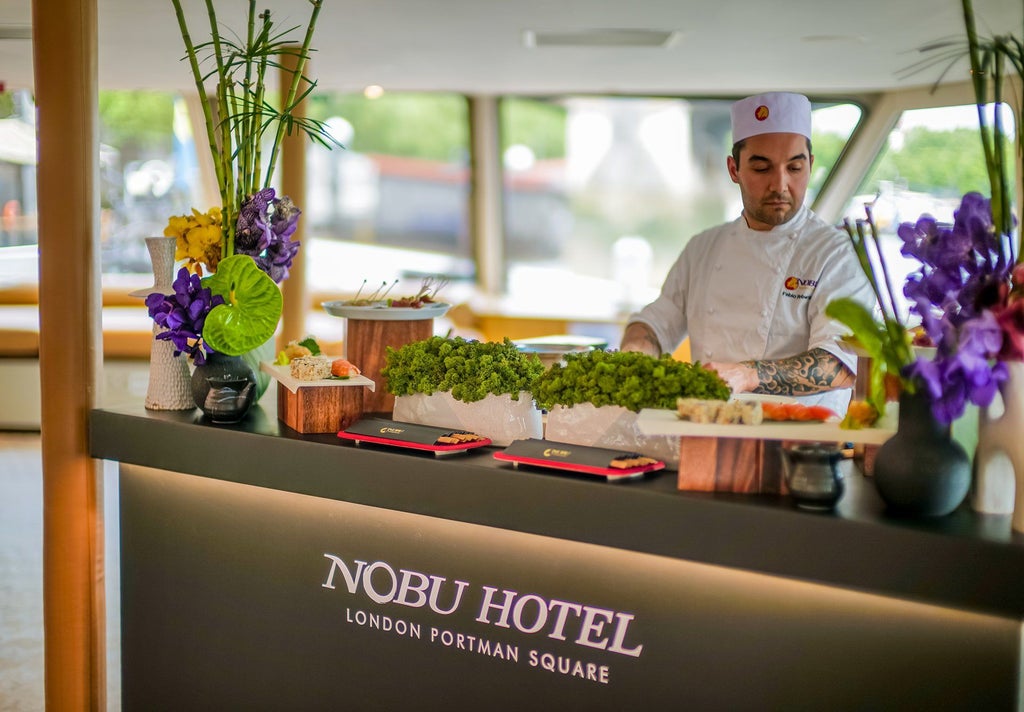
468,95 -> 504,295
278,48 -> 309,347
32,0 -> 106,709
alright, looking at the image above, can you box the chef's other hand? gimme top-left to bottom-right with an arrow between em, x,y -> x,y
619,322 -> 661,358
706,361 -> 758,394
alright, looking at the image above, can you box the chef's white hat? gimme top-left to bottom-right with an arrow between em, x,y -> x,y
731,92 -> 812,143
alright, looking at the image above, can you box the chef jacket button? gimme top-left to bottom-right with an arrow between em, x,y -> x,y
760,309 -> 768,317
715,264 -> 722,270
707,307 -> 714,314
704,350 -> 712,358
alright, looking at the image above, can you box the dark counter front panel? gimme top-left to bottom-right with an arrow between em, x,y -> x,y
91,404 -> 1024,620
120,463 -> 1020,711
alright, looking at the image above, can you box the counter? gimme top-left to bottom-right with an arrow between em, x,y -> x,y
90,401 -> 1024,710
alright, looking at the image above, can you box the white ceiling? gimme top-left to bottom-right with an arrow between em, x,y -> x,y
0,0 -> 1020,97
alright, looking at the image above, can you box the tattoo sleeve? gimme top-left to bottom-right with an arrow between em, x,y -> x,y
741,348 -> 854,396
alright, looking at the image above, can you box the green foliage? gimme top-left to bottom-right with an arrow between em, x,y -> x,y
825,297 -> 911,416
98,91 -> 176,159
382,336 -> 544,402
809,131 -> 847,193
170,0 -> 335,255
863,127 -> 994,198
0,92 -> 15,120
309,93 -> 469,160
532,350 -> 730,413
500,97 -> 567,159
297,336 -> 321,355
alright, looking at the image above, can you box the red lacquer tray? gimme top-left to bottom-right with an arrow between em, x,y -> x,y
493,439 -> 664,481
338,417 -> 492,454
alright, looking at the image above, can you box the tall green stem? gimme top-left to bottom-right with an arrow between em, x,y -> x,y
170,0 -> 226,223
961,0 -> 1013,241
264,0 -> 323,185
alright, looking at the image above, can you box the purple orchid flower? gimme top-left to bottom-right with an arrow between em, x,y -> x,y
146,267 -> 224,365
897,192 -> 1017,424
233,190 -> 302,284
235,187 -> 276,254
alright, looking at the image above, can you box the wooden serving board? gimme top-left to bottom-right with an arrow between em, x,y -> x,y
635,407 -> 895,494
260,361 -> 375,434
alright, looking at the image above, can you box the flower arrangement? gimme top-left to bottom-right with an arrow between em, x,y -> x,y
830,0 -> 1024,426
148,0 -> 336,364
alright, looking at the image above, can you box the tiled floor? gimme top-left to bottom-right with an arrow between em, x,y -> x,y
0,432 -> 120,712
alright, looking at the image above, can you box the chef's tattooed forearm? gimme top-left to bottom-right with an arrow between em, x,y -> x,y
741,348 -> 855,395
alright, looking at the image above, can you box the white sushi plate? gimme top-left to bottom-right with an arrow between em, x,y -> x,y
635,407 -> 897,445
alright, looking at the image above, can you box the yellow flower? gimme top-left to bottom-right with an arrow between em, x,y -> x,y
163,214 -> 190,240
165,207 -> 224,275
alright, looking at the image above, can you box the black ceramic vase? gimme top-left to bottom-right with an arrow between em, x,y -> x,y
190,351 -> 257,424
872,388 -> 970,517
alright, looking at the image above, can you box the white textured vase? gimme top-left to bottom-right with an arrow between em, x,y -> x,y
973,361 -> 1024,529
139,236 -> 194,411
146,324 -> 194,410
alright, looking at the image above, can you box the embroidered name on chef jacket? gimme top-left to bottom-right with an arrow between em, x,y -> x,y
782,275 -> 817,300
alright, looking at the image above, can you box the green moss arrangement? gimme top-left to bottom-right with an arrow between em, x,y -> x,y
382,336 -> 544,403
531,350 -> 730,413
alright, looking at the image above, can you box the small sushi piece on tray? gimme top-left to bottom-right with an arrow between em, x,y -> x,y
493,438 -> 664,481
338,417 -> 491,454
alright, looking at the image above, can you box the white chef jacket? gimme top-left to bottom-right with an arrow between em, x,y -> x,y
628,205 -> 874,414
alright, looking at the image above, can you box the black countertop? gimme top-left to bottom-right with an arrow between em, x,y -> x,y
90,401 -> 1024,620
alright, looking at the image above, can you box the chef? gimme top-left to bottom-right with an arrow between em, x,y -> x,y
620,91 -> 873,413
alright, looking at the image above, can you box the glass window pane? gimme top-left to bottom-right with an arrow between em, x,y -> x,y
0,89 -> 38,286
499,96 -> 861,316
98,91 -> 191,275
304,92 -> 473,295
2,90 -> 192,285
842,103 -> 1017,315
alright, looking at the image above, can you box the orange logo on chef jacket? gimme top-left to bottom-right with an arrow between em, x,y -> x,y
783,275 -> 818,299
754,105 -> 770,121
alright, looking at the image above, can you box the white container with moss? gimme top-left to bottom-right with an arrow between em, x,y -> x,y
383,336 -> 545,446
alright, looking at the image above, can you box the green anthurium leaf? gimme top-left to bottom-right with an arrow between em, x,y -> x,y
201,255 -> 282,356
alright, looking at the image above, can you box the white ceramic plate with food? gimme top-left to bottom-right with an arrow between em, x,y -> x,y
321,301 -> 451,321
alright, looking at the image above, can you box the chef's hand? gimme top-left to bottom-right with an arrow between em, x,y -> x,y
706,361 -> 758,394
619,322 -> 662,358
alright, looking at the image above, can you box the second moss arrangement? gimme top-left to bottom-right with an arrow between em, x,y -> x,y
532,349 -> 730,412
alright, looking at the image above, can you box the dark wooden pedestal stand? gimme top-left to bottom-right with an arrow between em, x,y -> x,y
346,317 -> 434,414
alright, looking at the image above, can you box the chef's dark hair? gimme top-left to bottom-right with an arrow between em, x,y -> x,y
731,137 -> 813,166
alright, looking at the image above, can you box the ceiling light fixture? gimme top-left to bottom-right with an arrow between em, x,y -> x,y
523,28 -> 679,49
